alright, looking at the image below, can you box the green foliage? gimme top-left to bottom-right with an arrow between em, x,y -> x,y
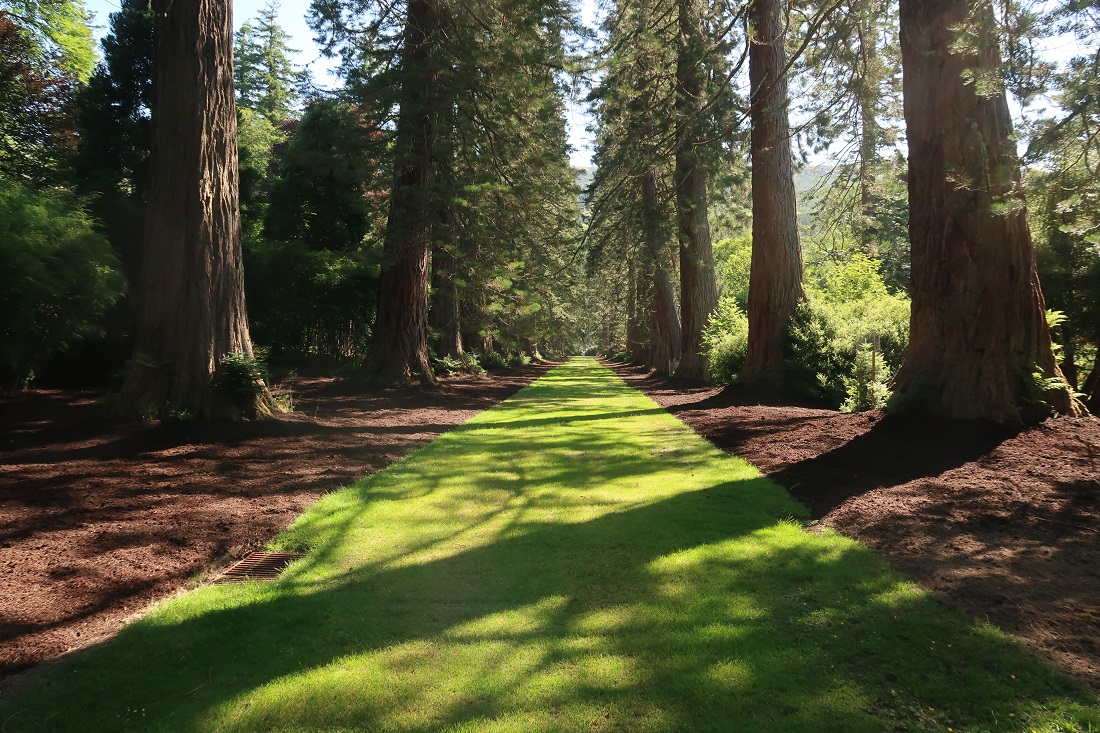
431,352 -> 484,377
71,0 -> 152,281
0,180 -> 126,393
245,238 -> 379,360
264,101 -> 384,252
212,352 -> 268,397
233,0 -> 304,123
0,0 -> 96,81
237,107 -> 283,235
784,299 -> 851,405
3,360 -> 1098,732
713,235 -> 752,308
840,343 -> 892,412
784,256 -> 910,409
0,12 -> 79,185
701,296 -> 749,385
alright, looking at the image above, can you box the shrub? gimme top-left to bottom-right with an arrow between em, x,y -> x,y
0,181 -> 126,394
701,296 -> 749,385
785,299 -> 851,405
786,291 -> 910,410
213,352 -> 268,397
841,343 -> 893,412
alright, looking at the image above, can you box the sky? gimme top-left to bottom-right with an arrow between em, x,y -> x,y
82,0 -> 600,167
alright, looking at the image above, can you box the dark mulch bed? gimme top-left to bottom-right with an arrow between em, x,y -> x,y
0,365 -> 549,689
615,361 -> 1100,691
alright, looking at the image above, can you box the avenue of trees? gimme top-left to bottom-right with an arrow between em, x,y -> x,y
1,0 -> 1098,423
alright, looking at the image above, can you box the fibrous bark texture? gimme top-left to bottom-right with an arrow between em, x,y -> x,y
366,0 -> 438,386
673,0 -> 718,381
117,0 -> 272,420
641,170 -> 682,373
893,0 -> 1082,422
742,0 -> 804,387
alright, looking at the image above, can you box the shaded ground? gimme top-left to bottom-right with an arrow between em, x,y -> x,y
0,365 -> 548,687
615,362 -> 1100,691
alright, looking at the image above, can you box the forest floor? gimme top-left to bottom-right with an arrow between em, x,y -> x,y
614,361 -> 1100,692
0,364 -> 550,692
3,357 -> 1098,707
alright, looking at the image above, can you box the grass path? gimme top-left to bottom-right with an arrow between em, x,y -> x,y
1,357 -> 1096,732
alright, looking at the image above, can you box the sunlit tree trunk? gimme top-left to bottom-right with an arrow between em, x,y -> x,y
673,0 -> 718,381
117,0 -> 274,420
742,0 -> 804,387
892,0 -> 1083,422
365,0 -> 438,386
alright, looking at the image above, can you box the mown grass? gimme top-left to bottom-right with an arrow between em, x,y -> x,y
1,357 -> 1096,732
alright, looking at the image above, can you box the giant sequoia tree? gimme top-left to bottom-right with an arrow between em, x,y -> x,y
117,0 -> 274,419
672,0 -> 719,380
362,0 -> 440,385
891,0 -> 1082,422
741,0 -> 804,386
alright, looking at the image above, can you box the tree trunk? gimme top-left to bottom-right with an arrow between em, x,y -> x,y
1085,361 -> 1100,415
429,243 -> 464,362
641,169 -> 682,372
857,23 -> 881,253
742,0 -> 804,386
117,0 -> 273,420
626,260 -> 648,361
673,0 -> 718,381
365,0 -> 438,386
892,0 -> 1083,422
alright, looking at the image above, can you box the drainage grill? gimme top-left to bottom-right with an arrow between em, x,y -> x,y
216,552 -> 304,583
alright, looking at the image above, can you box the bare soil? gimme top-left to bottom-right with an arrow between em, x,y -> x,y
0,366 -> 549,689
615,362 -> 1100,692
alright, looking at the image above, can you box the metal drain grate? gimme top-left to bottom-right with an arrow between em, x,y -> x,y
216,551 -> 304,583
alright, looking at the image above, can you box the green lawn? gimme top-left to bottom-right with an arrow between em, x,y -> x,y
1,357 -> 1096,732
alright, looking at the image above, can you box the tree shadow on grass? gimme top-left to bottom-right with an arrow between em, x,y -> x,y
2,474 -> 1093,733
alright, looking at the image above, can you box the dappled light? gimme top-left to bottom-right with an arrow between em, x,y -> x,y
1,359 -> 1095,732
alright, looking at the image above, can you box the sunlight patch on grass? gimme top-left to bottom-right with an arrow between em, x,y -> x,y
0,358 -> 1097,733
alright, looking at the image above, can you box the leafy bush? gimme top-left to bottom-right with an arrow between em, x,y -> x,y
477,350 -> 509,370
244,237 -> 379,360
785,299 -> 851,405
508,353 -> 532,369
0,181 -> 126,393
213,352 -> 268,397
701,296 -> 749,385
841,343 -> 893,412
785,258 -> 911,410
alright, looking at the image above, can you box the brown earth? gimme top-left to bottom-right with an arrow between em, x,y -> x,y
4,358 -> 1098,698
0,365 -> 549,692
614,361 -> 1100,692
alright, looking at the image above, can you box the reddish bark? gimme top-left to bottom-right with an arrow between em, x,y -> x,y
641,170 -> 682,373
673,0 -> 719,381
742,0 -> 804,387
893,0 -> 1083,422
365,0 -> 439,386
116,0 -> 273,420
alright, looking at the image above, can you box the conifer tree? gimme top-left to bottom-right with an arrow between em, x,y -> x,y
234,0 -> 304,123
741,0 -> 804,386
118,0 -> 275,419
890,0 -> 1083,422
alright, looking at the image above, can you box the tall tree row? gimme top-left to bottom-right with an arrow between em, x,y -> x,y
310,0 -> 586,382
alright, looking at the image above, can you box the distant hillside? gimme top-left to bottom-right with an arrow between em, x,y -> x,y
575,166 -> 595,192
